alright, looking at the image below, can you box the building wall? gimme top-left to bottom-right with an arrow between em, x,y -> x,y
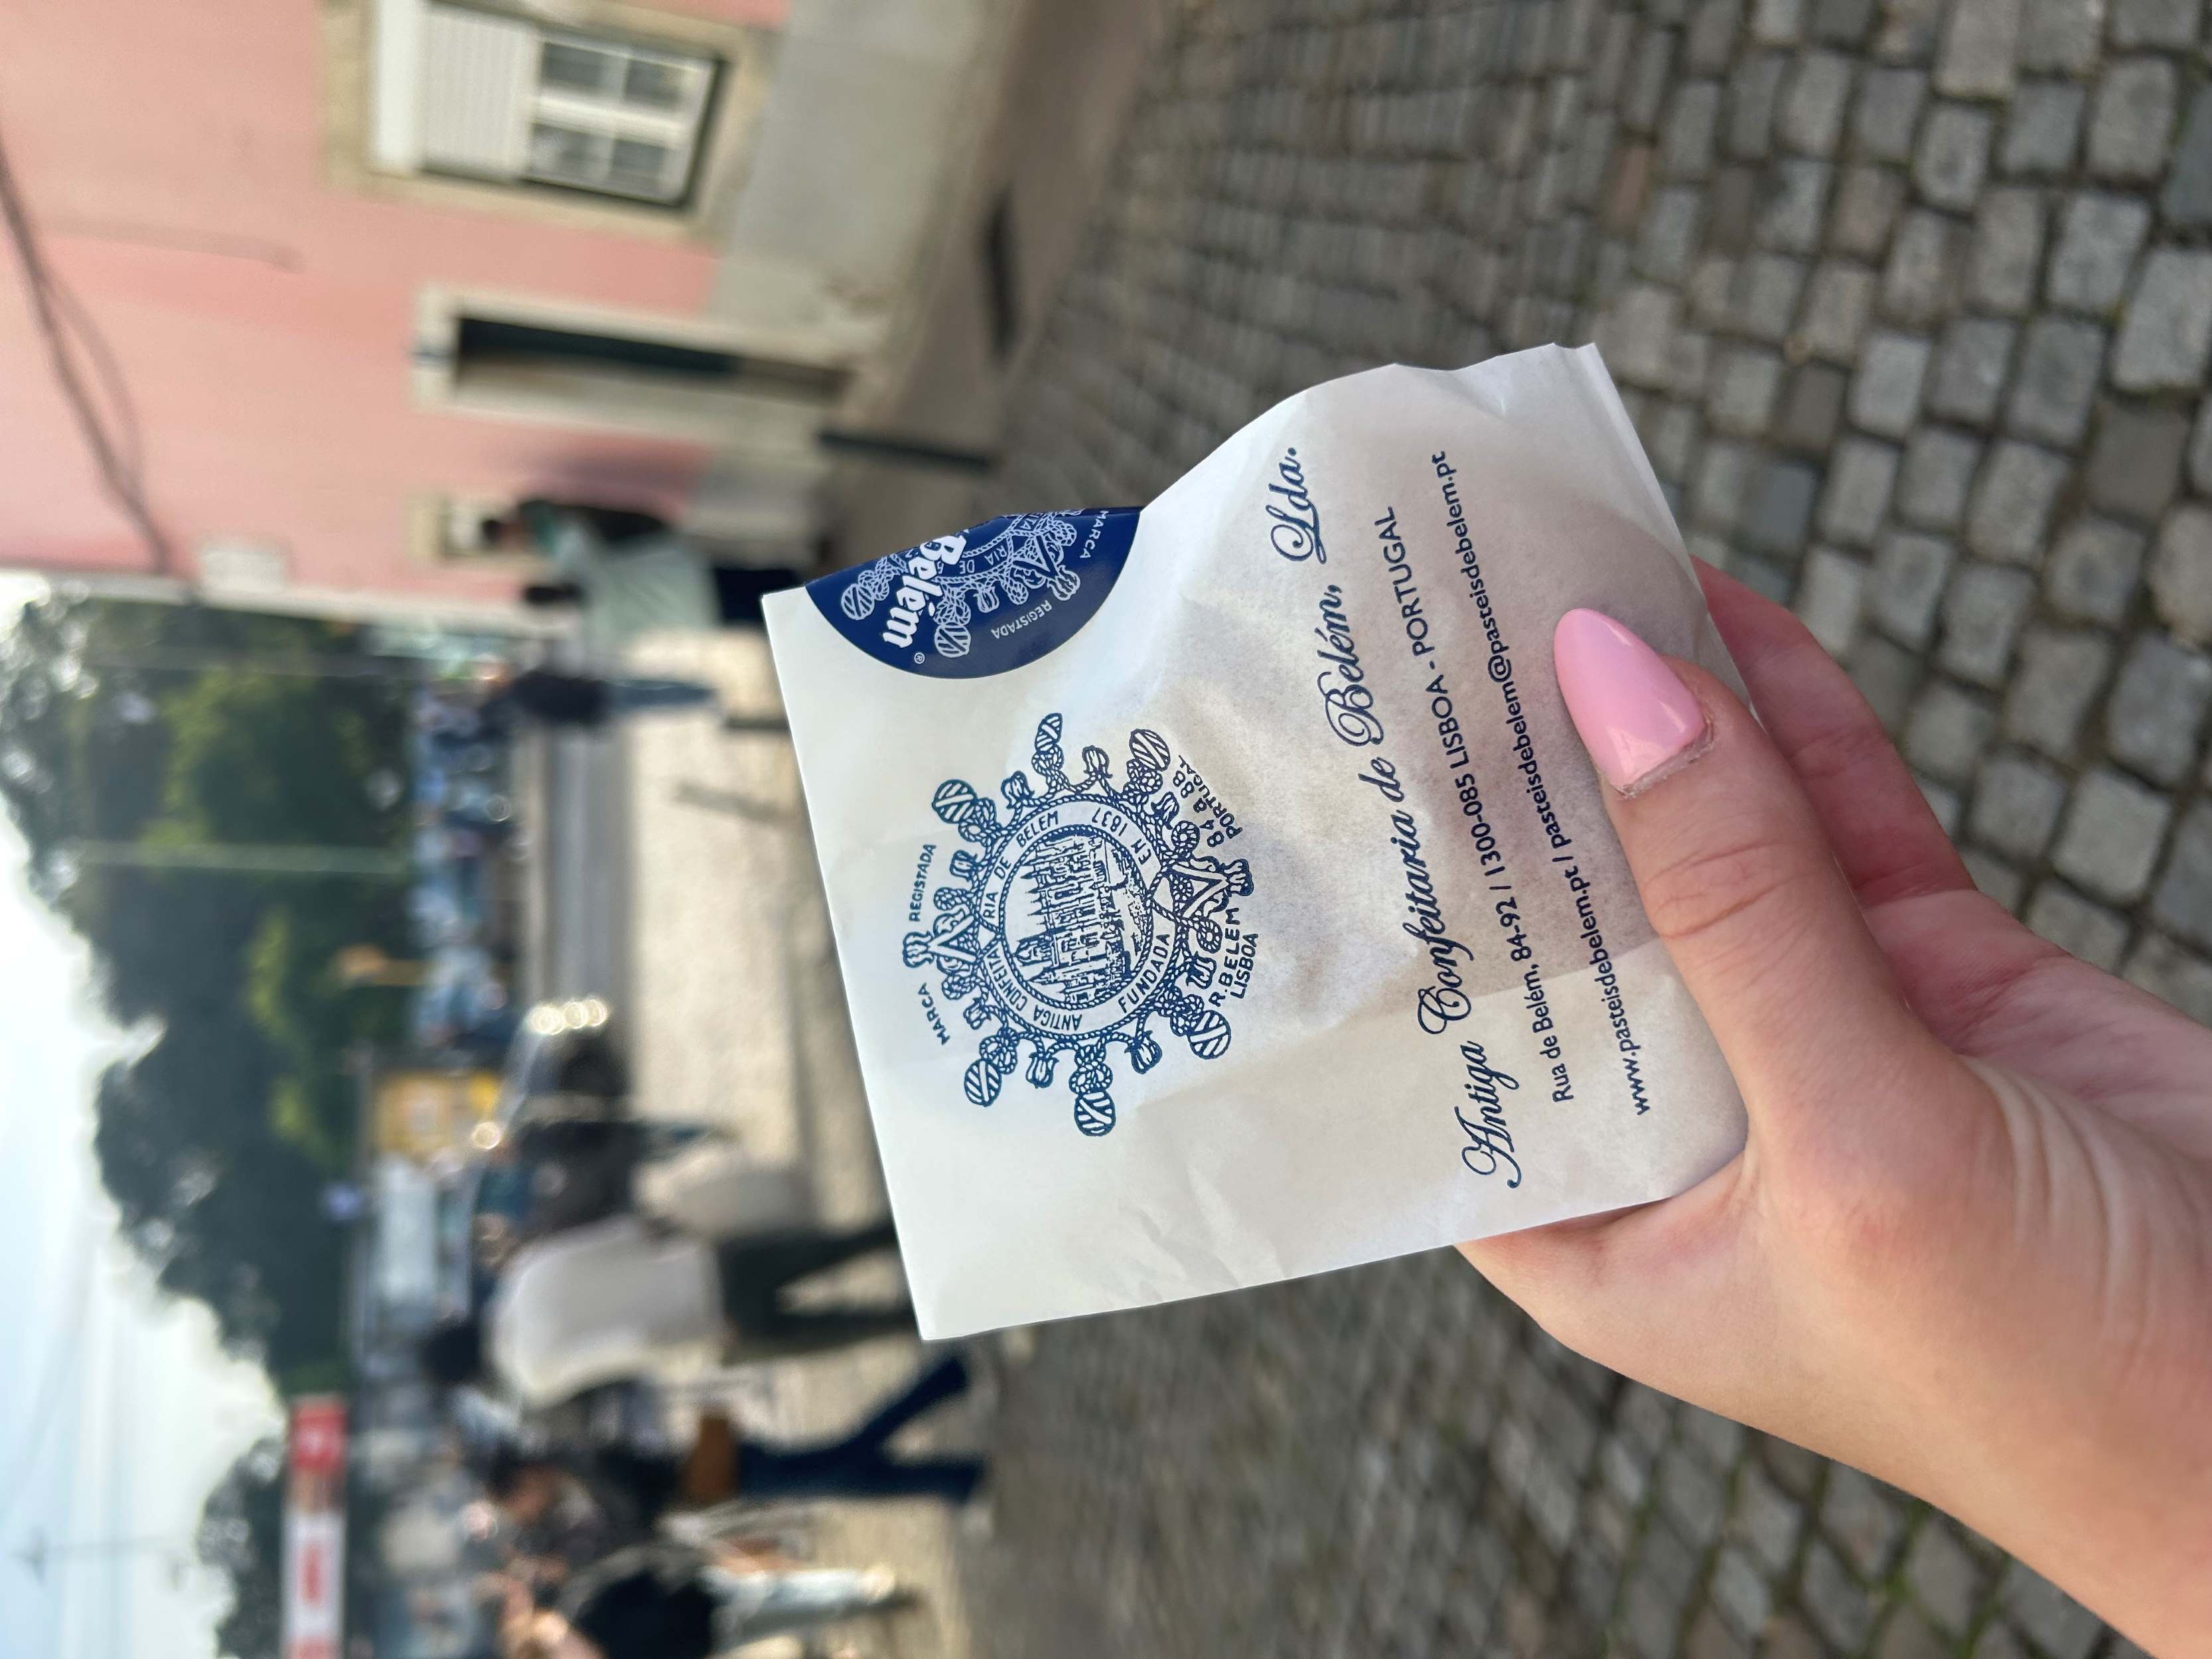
0,0 -> 790,600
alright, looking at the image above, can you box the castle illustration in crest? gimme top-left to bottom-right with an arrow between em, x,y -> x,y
1009,836 -> 1138,1005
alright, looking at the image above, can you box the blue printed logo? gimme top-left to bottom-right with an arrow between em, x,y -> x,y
903,715 -> 1258,1135
808,510 -> 1138,677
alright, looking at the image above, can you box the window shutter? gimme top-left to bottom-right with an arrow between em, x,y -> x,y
419,4 -> 536,179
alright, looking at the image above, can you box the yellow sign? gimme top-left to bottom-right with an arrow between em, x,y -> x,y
372,1068 -> 500,1160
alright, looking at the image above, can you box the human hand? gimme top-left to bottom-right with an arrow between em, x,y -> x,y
1460,565 -> 2212,1656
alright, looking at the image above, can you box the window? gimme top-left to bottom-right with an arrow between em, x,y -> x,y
413,293 -> 855,445
520,30 -> 717,203
406,5 -> 720,208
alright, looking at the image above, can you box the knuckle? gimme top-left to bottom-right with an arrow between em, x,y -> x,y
1786,718 -> 1895,796
1637,831 -> 1819,962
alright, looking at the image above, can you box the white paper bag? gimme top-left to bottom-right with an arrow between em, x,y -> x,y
767,344 -> 1747,1337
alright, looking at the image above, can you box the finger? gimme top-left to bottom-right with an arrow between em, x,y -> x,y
1552,609 -> 1958,1135
1696,561 -> 1972,910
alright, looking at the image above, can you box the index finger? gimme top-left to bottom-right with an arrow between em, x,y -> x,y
1696,562 -> 1972,910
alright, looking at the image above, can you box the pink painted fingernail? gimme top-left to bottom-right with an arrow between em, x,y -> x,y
1552,609 -> 1706,792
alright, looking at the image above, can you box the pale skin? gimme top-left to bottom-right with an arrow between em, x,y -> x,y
1462,565 -> 2212,1658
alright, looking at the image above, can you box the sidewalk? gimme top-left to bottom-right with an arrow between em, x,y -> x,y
618,626 -> 985,1659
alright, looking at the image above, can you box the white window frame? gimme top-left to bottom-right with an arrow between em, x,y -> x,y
522,27 -> 717,204
371,1 -> 721,209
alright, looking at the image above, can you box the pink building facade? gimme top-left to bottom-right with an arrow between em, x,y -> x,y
0,0 -> 972,611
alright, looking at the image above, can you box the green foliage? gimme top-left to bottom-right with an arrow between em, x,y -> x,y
197,1439 -> 285,1659
0,594 -> 415,1372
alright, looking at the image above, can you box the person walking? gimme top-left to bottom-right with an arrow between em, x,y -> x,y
487,1355 -> 985,1520
553,1542 -> 904,1659
713,1350 -> 986,1508
488,498 -> 802,655
419,1214 -> 912,1407
477,664 -> 721,732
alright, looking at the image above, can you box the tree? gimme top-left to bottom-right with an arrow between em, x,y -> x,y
196,1439 -> 285,1659
0,593 -> 418,1375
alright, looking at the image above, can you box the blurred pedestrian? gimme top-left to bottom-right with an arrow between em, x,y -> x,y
554,1543 -> 903,1659
477,664 -> 721,731
419,1214 -> 911,1407
707,1351 -> 985,1508
487,498 -> 802,654
480,1445 -> 658,1571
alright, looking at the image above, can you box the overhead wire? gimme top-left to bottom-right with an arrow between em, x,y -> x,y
0,115 -> 171,573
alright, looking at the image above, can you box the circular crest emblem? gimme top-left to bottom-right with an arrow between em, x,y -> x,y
903,715 -> 1257,1136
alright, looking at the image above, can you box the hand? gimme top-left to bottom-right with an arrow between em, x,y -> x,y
1461,566 -> 2212,1658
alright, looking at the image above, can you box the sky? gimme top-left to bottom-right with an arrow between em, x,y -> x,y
0,581 -> 283,1659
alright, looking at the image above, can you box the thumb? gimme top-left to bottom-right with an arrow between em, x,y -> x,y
1550,609 -> 1955,1143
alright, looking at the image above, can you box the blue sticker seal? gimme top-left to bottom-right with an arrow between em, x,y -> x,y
903,715 -> 1258,1137
808,509 -> 1138,677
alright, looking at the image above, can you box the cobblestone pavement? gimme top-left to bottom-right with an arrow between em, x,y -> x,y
932,0 -> 2212,1654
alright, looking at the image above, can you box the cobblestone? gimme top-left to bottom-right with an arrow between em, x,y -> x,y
2127,930 -> 2212,1022
2107,633 -> 2212,784
1999,80 -> 2083,175
1802,1538 -> 1878,1650
2086,56 -> 2179,181
1777,360 -> 1850,449
2020,0 -> 2101,70
1965,188 -> 2045,315
2086,406 -> 2189,523
1886,207 -> 1966,323
936,4 -> 2212,1651
2045,192 -> 2150,315
2005,317 -> 2104,444
1966,847 -> 2028,904
1782,52 -> 1856,153
1855,65 -> 1930,161
2168,88 -> 2212,226
2154,804 -> 2212,949
1913,102 -> 1995,208
1970,751 -> 2068,860
2025,879 -> 2133,968
1761,157 -> 1834,252
1876,528 -> 1964,646
2045,516 -> 2146,623
1819,1464 -> 1907,1577
2112,251 -> 2212,391
1904,1516 -> 1990,1635
1831,163 -> 1907,256
1745,457 -> 1824,551
1928,315 -> 2017,420
1965,440 -> 2069,561
2110,0 -> 2200,48
1996,1561 -> 2105,1659
1799,259 -> 1880,359
1884,1605 -> 1959,1659
2151,503 -> 2212,644
1850,329 -> 1933,435
1907,677 -> 1999,776
1941,561 -> 2037,683
2004,627 -> 2113,757
1820,434 -> 1902,542
1899,425 -> 1980,526
1852,630 -> 1930,726
1935,0 -> 2020,96
2053,768 -> 2173,902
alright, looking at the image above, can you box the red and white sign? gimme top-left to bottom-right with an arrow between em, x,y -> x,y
281,1397 -> 348,1659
